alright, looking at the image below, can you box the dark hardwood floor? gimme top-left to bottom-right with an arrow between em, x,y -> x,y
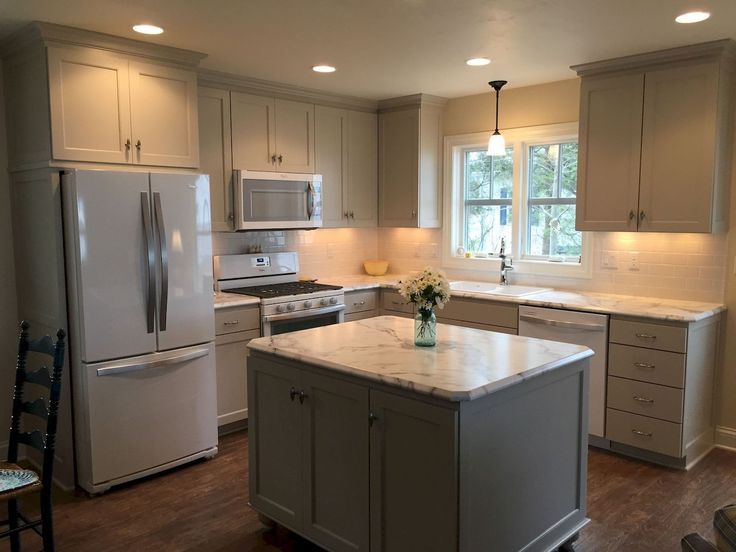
4,431 -> 736,551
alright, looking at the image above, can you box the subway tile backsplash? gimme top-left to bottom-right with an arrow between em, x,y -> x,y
212,228 -> 727,303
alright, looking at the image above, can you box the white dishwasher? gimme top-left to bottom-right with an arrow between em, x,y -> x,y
518,305 -> 609,440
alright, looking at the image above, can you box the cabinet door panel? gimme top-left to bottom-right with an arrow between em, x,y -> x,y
248,358 -> 303,527
275,99 -> 315,173
215,330 -> 259,426
348,111 -> 378,227
576,73 -> 643,231
369,390 -> 458,552
129,62 -> 199,168
315,106 -> 348,228
231,92 -> 276,171
199,87 -> 233,231
47,46 -> 131,164
379,109 -> 418,227
639,63 -> 718,232
302,372 -> 369,551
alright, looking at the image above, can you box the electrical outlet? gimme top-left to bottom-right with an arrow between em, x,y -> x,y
601,251 -> 618,269
628,251 -> 640,271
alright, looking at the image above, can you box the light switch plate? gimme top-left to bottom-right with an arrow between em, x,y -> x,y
601,251 -> 618,269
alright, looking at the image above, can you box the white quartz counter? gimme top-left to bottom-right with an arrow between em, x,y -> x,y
247,315 -> 593,402
320,275 -> 724,323
214,292 -> 260,310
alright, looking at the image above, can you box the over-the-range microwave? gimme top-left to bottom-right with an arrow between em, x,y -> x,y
233,170 -> 323,231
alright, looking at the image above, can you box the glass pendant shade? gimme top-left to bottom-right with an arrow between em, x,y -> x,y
487,131 -> 506,156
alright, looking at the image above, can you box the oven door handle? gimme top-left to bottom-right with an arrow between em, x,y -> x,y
262,304 -> 345,323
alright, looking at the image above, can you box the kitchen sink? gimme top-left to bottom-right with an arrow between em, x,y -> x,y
449,281 -> 549,297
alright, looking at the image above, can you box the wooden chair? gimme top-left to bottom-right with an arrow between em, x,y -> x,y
0,321 -> 66,552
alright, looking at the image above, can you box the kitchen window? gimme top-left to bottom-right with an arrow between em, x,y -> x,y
443,122 -> 591,278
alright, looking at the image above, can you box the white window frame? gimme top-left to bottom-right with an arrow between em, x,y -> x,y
442,122 -> 592,279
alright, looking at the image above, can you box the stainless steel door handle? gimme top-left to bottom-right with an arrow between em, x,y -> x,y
153,192 -> 169,332
141,192 -> 155,334
306,182 -> 315,220
96,346 -> 209,376
519,314 -> 606,332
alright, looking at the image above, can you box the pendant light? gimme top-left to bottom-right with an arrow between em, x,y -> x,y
487,80 -> 508,156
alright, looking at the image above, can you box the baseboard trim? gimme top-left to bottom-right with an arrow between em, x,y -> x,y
715,425 -> 736,451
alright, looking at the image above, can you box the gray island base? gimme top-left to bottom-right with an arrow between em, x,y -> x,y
246,316 -> 594,552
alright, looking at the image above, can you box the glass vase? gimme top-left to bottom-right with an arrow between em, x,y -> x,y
414,308 -> 437,347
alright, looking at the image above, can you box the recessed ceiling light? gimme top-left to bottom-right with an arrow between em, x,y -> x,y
133,24 -> 164,35
675,11 -> 711,24
466,57 -> 491,66
312,65 -> 336,73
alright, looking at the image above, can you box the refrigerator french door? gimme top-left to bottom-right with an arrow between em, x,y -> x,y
63,169 -> 217,493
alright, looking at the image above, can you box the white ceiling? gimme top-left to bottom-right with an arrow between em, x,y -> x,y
1,0 -> 735,100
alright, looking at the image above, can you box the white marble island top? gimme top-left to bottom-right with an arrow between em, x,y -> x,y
247,315 -> 593,402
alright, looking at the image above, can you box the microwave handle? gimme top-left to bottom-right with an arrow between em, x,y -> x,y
233,170 -> 244,227
306,182 -> 314,220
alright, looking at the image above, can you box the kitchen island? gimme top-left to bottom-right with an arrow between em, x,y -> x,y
246,316 -> 594,552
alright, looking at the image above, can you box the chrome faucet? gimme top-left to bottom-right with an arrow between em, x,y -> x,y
498,238 -> 513,285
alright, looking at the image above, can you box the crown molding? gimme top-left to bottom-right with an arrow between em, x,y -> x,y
198,68 -> 379,112
377,93 -> 448,112
571,38 -> 736,77
1,21 -> 207,67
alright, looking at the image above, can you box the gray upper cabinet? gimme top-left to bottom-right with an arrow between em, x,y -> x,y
231,92 -> 314,173
573,40 -> 736,233
315,106 -> 377,228
378,95 -> 445,228
198,87 -> 233,231
1,23 -> 205,170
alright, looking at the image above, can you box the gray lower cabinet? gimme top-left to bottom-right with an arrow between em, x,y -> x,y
369,389 -> 457,552
249,358 -> 369,551
214,306 -> 260,428
249,351 -> 587,551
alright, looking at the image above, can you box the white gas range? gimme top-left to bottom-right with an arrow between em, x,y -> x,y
214,252 -> 345,336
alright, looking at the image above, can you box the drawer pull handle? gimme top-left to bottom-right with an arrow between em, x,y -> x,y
223,320 -> 240,326
289,387 -> 298,402
631,429 -> 653,437
633,395 -> 655,404
299,390 -> 308,404
633,362 -> 656,370
354,301 -> 366,306
635,333 -> 657,340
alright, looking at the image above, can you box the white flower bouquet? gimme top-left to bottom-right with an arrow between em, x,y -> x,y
398,267 -> 451,314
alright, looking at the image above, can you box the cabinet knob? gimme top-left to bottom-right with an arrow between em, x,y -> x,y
349,211 -> 355,219
228,213 -> 234,221
125,139 -> 132,151
639,210 -> 646,222
271,154 -> 277,164
289,387 -> 298,402
629,210 -> 636,221
369,412 -> 378,427
344,211 -> 350,219
135,140 -> 142,150
278,155 -> 283,164
411,210 -> 416,218
298,390 -> 308,404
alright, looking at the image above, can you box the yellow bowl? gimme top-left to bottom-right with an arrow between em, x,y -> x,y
363,260 -> 389,276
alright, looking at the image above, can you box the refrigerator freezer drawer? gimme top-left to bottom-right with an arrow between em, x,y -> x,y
79,343 -> 217,488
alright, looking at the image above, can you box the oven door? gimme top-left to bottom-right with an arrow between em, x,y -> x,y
234,170 -> 322,230
262,305 -> 345,337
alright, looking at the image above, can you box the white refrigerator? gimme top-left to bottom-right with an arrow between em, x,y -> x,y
62,169 -> 217,494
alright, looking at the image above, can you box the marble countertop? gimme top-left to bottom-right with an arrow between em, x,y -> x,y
317,274 -> 724,323
214,292 -> 260,310
247,315 -> 593,402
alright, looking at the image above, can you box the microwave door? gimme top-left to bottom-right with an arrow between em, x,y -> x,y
235,175 -> 322,230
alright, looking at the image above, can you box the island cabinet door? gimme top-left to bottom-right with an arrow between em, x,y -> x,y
248,359 -> 304,529
301,372 -> 370,552
369,390 -> 458,552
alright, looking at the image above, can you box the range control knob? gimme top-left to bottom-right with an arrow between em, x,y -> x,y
319,298 -> 328,306
329,297 -> 338,305
287,303 -> 296,312
304,300 -> 313,309
276,304 -> 286,313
